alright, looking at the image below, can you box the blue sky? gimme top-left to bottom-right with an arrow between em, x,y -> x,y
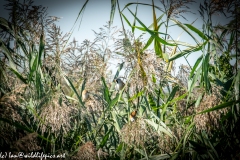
0,0 -> 231,75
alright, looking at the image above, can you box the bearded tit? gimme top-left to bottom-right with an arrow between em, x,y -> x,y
129,110 -> 137,122
82,89 -> 89,102
115,78 -> 125,91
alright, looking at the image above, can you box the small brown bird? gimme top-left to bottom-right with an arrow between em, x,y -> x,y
82,89 -> 89,102
129,110 -> 137,122
115,78 -> 125,91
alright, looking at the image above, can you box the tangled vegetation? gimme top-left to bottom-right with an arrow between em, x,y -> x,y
0,0 -> 239,159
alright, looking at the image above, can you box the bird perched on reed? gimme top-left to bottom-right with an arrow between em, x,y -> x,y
115,78 -> 125,91
130,110 -> 137,122
82,89 -> 89,102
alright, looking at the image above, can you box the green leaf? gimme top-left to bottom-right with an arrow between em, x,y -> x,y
73,0 -> 89,29
152,0 -> 158,31
184,23 -> 208,40
98,126 -> 113,149
111,112 -> 121,133
142,35 -> 154,52
144,119 -> 173,137
148,13 -> 165,30
64,76 -> 83,107
148,94 -> 157,110
167,85 -> 179,102
110,93 -> 120,108
127,8 -> 175,47
29,55 -> 38,81
151,30 -> 176,46
171,19 -> 200,44
122,2 -> 164,12
0,40 -> 17,70
9,68 -> 27,84
133,26 -> 146,31
81,78 -> 87,95
203,52 -> 211,92
169,41 -> 208,61
17,39 -> 29,56
102,77 -> 111,104
110,0 -> 117,25
234,70 -> 240,101
0,17 -> 15,37
154,38 -> 163,57
184,116 -> 192,124
152,74 -> 157,83
121,13 -> 132,28
198,99 -> 240,114
128,90 -> 144,102
190,55 -> 203,78
38,34 -> 44,68
132,3 -> 138,33
171,92 -> 188,104
189,140 -> 205,150
116,142 -> 123,153
166,40 -> 196,47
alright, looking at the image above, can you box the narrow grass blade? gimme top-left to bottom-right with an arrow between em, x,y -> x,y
121,13 -> 132,29
122,3 -> 164,13
169,41 -> 207,61
128,90 -> 144,102
184,24 -> 208,40
142,36 -> 154,51
144,119 -> 172,137
0,40 -> 17,70
101,77 -> 111,104
73,0 -> 89,29
110,93 -> 120,108
154,38 -> 163,57
29,54 -> 38,81
190,55 -> 203,78
127,8 -> 175,47
197,99 -> 240,114
111,111 -> 121,133
167,85 -> 179,102
132,3 -> 138,33
98,126 -> 113,149
38,34 -> 44,68
110,0 -> 117,25
17,39 -> 29,56
171,19 -> 200,44
64,76 -> 83,106
9,68 -> 27,84
203,52 -> 211,92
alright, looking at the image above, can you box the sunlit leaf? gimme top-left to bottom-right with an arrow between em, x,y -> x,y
169,41 -> 207,61
128,90 -> 144,102
142,36 -> 154,51
184,23 -> 208,40
144,119 -> 173,137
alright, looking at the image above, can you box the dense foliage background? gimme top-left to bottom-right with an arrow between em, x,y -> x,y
0,0 -> 239,159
